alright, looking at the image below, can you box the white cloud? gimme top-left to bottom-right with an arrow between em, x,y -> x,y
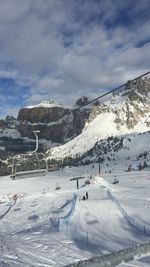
0,0 -> 149,117
0,69 -> 18,79
38,77 -> 64,90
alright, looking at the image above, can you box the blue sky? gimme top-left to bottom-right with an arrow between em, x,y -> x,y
0,0 -> 150,118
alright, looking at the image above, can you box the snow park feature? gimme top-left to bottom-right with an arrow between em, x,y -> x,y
0,166 -> 150,266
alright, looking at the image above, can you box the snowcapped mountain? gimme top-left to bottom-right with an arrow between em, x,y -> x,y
0,97 -> 90,169
47,78 -> 150,166
0,77 -> 150,175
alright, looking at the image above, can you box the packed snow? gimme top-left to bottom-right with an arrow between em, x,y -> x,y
0,164 -> 150,266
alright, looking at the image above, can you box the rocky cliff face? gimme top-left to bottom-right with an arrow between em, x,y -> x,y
86,77 -> 150,130
0,119 -> 7,128
113,78 -> 150,130
16,98 -> 90,142
18,106 -> 69,123
0,98 -> 90,160
16,108 -> 89,142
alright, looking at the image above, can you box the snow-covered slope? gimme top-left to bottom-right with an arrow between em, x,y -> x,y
0,169 -> 150,266
48,111 -> 150,160
47,78 -> 150,161
80,131 -> 150,171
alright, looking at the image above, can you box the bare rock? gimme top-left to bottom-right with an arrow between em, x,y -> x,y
18,107 -> 70,123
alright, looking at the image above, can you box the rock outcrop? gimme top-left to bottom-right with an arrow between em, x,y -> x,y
15,99 -> 90,142
18,106 -> 69,123
75,96 -> 89,107
0,119 -> 7,128
16,109 -> 89,143
0,99 -> 90,159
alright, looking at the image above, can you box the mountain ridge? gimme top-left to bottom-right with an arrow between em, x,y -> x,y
47,77 -> 150,162
0,77 -> 150,175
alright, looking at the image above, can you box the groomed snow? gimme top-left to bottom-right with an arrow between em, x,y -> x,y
0,166 -> 150,266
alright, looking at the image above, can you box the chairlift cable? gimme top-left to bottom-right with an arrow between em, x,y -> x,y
73,70 -> 150,112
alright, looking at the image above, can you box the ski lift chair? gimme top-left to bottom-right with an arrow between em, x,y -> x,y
11,153 -> 48,179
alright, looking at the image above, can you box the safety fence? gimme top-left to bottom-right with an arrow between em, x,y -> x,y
106,188 -> 150,235
64,241 -> 150,267
57,182 -> 150,266
57,185 -> 150,248
59,193 -> 92,245
59,193 -> 77,225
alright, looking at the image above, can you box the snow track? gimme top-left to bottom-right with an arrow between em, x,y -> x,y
0,197 -> 17,220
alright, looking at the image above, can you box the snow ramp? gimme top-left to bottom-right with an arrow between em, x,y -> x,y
64,186 -> 149,251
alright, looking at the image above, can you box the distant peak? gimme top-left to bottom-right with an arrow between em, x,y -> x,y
75,96 -> 89,108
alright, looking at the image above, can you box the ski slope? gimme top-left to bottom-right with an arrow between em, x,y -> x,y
0,167 -> 150,266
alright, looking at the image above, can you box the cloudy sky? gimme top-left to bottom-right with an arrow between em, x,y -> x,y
0,0 -> 150,118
